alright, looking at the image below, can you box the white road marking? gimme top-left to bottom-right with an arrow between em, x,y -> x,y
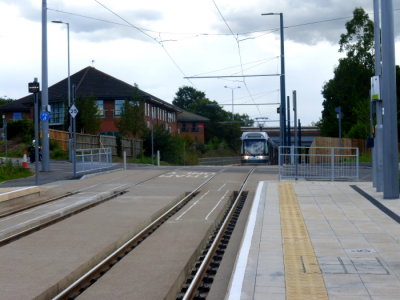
205,190 -> 229,220
0,184 -> 127,228
226,181 -> 265,300
0,186 -> 37,196
217,183 -> 226,191
175,190 -> 210,221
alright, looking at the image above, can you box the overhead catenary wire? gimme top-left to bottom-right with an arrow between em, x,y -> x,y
92,0 -> 195,86
211,0 -> 263,117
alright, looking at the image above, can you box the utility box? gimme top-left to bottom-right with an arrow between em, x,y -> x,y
371,76 -> 381,101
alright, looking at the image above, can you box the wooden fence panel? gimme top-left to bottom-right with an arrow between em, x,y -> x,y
49,129 -> 142,157
311,137 -> 368,154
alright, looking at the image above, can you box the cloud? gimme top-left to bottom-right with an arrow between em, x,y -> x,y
209,0 -> 399,46
0,0 -> 163,43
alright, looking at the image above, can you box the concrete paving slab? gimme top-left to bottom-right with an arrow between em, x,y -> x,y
227,180 -> 400,300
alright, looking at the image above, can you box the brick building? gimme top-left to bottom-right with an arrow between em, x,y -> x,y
0,67 -> 208,142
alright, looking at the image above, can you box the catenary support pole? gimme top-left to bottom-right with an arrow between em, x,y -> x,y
287,96 -> 291,147
381,0 -> 399,199
373,0 -> 383,192
41,0 -> 50,171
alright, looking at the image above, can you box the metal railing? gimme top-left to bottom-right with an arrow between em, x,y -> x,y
279,146 -> 359,181
75,148 -> 113,174
198,157 -> 241,166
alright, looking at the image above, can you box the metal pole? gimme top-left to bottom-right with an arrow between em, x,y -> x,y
34,91 -> 39,185
41,0 -> 50,171
72,84 -> 77,177
293,90 -> 298,178
231,89 -> 234,120
373,0 -> 383,192
261,13 -> 285,146
67,23 -> 72,162
339,110 -> 342,146
151,107 -> 154,165
293,91 -> 297,146
279,13 -> 286,147
287,95 -> 290,147
3,119 -> 7,157
381,0 -> 399,199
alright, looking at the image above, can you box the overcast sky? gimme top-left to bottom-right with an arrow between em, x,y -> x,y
0,0 -> 399,126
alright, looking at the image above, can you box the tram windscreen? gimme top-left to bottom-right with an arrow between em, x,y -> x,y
243,139 -> 267,155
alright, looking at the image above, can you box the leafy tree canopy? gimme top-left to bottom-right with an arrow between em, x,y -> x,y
173,86 -> 253,151
116,84 -> 146,137
76,97 -> 101,134
319,8 -> 374,138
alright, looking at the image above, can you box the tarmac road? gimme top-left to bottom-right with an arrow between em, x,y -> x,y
0,160 -> 373,187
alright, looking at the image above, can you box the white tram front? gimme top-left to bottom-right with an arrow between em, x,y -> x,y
240,131 -> 269,165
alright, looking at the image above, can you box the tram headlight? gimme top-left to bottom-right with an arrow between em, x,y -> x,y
257,155 -> 266,159
243,155 -> 250,160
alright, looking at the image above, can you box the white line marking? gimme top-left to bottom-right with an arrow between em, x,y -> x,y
217,183 -> 226,192
226,181 -> 265,300
0,186 -> 37,196
205,190 -> 229,220
0,184 -> 127,226
175,190 -> 210,221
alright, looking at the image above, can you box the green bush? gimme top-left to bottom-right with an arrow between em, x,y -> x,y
0,159 -> 32,182
7,120 -> 34,143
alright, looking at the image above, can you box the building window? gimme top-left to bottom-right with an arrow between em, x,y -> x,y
182,123 -> 189,132
12,112 -> 22,120
49,102 -> 64,125
114,100 -> 125,117
192,123 -> 199,132
96,100 -> 104,117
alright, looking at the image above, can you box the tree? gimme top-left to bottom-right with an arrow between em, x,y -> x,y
319,8 -> 374,138
116,85 -> 146,137
173,86 -> 206,110
173,86 -> 252,152
76,97 -> 101,134
0,97 -> 13,107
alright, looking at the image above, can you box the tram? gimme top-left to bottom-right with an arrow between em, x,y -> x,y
240,131 -> 276,165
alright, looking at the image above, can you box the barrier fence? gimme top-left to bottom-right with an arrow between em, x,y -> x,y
279,146 -> 359,181
75,148 -> 113,174
198,157 -> 241,165
49,129 -> 142,157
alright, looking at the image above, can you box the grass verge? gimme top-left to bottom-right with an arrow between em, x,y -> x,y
0,159 -> 33,182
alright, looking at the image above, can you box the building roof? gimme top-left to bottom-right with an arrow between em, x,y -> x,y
176,110 -> 210,122
0,66 -> 178,112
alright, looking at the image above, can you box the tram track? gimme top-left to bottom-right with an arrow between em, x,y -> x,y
53,168 -> 255,300
51,171 -> 219,300
0,170 -> 176,247
178,168 -> 254,300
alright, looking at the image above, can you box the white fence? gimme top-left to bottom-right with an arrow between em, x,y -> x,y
279,146 -> 359,181
76,148 -> 113,174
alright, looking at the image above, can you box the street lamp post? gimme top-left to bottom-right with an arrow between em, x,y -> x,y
262,12 -> 286,147
28,78 -> 40,185
224,85 -> 240,120
52,20 -> 72,160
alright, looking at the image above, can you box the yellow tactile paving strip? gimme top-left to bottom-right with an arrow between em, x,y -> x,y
279,182 -> 328,300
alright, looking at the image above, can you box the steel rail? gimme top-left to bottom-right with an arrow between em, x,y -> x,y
0,191 -> 78,218
0,170 -> 173,246
0,188 -> 128,247
52,171 -> 220,300
182,168 -> 255,300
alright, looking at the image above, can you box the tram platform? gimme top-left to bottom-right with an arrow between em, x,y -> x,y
226,181 -> 400,300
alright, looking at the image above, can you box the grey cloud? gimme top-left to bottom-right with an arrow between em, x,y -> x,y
2,1 -> 163,42
211,0 -> 386,46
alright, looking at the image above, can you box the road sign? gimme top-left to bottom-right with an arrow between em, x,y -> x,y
69,104 -> 79,118
40,111 -> 51,122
